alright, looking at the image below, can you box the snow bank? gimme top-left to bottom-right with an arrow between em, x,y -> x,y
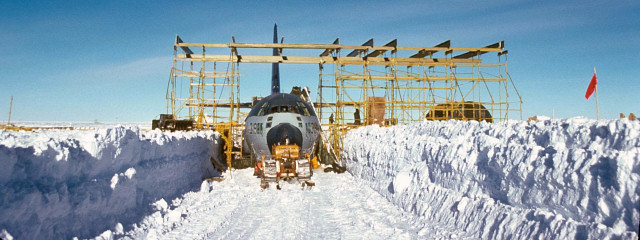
344,118 -> 640,239
8,121 -> 151,130
0,126 -> 222,239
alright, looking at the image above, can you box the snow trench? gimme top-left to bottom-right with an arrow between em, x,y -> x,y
0,126 -> 222,239
343,118 -> 640,239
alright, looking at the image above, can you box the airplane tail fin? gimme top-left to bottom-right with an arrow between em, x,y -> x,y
271,24 -> 280,95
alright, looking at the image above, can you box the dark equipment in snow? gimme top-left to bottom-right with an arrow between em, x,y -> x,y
152,114 -> 194,131
425,101 -> 493,123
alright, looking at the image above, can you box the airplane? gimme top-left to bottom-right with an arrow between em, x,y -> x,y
241,24 -> 321,189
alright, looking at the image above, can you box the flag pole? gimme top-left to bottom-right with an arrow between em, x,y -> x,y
594,67 -> 599,120
8,96 -> 13,125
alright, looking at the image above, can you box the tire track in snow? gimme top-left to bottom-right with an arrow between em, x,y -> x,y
118,169 -> 426,239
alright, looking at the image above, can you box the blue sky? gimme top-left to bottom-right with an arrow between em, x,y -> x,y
1,0 -> 638,122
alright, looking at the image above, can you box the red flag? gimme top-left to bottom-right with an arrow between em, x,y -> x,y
585,73 -> 597,100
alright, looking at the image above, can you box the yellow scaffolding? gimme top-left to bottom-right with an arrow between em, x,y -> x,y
317,40 -> 521,161
167,37 -> 243,169
166,37 -> 522,164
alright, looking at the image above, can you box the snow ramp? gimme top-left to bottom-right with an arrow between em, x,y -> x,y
344,118 -> 640,239
0,126 -> 221,239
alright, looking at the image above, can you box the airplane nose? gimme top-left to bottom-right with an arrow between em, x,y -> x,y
267,123 -> 303,153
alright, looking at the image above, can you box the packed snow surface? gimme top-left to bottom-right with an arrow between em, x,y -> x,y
344,118 -> 639,239
1,118 -> 639,239
0,126 -> 222,239
97,169 -> 434,239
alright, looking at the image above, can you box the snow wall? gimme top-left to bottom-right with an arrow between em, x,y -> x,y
344,118 -> 639,239
0,126 -> 222,239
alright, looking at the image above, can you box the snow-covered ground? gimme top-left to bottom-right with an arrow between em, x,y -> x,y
1,118 -> 639,239
5,121 -> 151,130
0,126 -> 222,239
97,169 -> 437,239
344,117 -> 639,239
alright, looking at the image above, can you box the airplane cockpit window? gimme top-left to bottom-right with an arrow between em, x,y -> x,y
297,102 -> 311,116
261,104 -> 304,115
248,94 -> 317,117
257,102 -> 269,116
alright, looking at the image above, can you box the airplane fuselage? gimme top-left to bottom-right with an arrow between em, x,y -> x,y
242,93 -> 320,160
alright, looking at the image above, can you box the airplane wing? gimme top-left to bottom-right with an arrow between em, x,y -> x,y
186,102 -> 253,108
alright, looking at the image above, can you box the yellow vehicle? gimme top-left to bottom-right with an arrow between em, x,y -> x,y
259,144 -> 313,189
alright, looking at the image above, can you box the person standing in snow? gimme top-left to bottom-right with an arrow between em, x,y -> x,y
354,109 -> 361,125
